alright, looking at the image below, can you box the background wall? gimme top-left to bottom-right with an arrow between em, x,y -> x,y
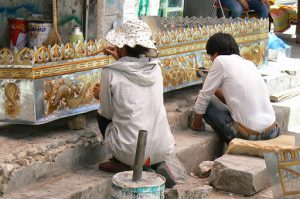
0,0 -> 210,48
0,0 -> 97,48
0,0 -> 51,47
184,0 -> 215,18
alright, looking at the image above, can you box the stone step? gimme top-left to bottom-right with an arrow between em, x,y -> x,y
0,114 -> 109,196
173,129 -> 223,174
1,126 -> 222,198
3,166 -> 112,199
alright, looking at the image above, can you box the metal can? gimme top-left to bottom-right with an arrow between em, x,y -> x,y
8,18 -> 28,50
28,21 -> 52,48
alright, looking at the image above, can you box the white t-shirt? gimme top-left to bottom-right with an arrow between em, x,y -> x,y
195,54 -> 275,132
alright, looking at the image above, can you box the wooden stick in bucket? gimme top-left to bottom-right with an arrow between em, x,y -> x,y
44,0 -> 62,46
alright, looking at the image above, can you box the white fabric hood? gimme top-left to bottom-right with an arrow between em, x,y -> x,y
106,57 -> 159,86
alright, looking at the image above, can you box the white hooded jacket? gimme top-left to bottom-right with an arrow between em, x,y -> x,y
98,57 -> 175,166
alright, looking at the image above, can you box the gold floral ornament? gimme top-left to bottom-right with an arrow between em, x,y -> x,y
200,26 -> 209,38
35,46 -> 50,64
253,21 -> 259,31
63,43 -> 75,60
185,28 -> 193,42
96,39 -> 107,53
168,30 -> 178,44
240,21 -> 247,33
185,54 -> 199,81
87,40 -> 97,56
240,45 -> 265,66
15,48 -> 35,65
160,59 -> 172,87
75,41 -> 87,58
192,27 -> 201,40
160,31 -> 170,45
177,28 -> 186,43
50,44 -> 63,62
215,24 -> 223,34
231,22 -> 239,36
0,47 -> 14,65
224,23 -> 232,34
247,21 -> 254,33
4,82 -> 20,118
169,59 -> 185,86
202,53 -> 212,69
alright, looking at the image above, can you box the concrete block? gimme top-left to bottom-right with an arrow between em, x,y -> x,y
174,129 -> 223,173
209,154 -> 269,196
263,74 -> 291,95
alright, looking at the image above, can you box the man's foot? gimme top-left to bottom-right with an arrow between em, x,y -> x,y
98,158 -> 131,173
153,162 -> 176,188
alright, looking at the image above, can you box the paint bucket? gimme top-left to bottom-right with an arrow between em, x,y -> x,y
28,21 -> 52,48
111,171 -> 165,199
8,18 -> 28,50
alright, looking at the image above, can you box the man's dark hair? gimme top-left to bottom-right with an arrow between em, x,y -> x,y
125,45 -> 149,58
206,33 -> 240,56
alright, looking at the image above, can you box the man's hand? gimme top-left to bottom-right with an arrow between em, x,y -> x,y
93,83 -> 100,100
239,0 -> 249,10
104,45 -> 119,60
190,112 -> 206,131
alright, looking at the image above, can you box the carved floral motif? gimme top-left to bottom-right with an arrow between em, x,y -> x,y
4,82 -> 20,118
0,48 -> 14,65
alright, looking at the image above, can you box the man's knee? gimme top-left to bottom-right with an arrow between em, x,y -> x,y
230,7 -> 244,18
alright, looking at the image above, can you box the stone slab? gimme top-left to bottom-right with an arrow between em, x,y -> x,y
174,129 -> 223,174
3,166 -> 112,199
209,154 -> 268,196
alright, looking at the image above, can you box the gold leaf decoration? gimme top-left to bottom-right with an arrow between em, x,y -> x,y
63,43 -> 75,60
0,48 -> 14,65
35,46 -> 50,64
50,44 -> 63,62
15,47 -> 35,65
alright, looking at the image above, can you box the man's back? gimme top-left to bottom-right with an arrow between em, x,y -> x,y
99,57 -> 174,166
214,55 -> 275,131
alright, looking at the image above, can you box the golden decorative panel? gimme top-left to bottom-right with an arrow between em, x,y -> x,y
4,82 -> 20,118
44,73 -> 100,115
278,150 -> 300,197
240,44 -> 266,66
161,54 -> 200,87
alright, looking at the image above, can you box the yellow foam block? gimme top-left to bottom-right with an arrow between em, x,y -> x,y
227,135 -> 299,157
